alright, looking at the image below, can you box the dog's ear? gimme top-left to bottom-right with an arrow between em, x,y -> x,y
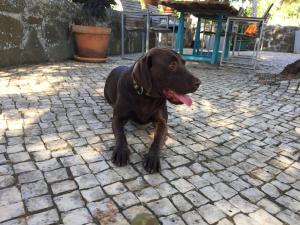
133,54 -> 159,97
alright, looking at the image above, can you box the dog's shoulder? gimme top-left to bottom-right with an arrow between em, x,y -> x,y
110,66 -> 131,76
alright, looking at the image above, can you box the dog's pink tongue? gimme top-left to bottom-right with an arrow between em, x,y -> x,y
173,92 -> 193,106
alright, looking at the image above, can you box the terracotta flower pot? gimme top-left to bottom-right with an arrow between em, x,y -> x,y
162,6 -> 173,13
72,25 -> 111,63
144,0 -> 160,6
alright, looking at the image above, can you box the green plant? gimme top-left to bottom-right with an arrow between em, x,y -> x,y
72,0 -> 116,25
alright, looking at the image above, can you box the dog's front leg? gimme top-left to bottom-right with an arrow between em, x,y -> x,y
112,115 -> 129,166
144,112 -> 167,173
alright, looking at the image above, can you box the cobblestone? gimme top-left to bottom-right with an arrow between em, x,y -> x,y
0,53 -> 299,224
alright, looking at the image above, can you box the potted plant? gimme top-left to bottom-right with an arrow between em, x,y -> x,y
72,0 -> 116,63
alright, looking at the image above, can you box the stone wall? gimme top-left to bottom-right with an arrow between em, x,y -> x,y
263,25 -> 299,53
0,0 -> 143,67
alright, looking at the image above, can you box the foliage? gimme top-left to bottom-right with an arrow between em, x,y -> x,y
72,0 -> 116,25
234,0 -> 300,26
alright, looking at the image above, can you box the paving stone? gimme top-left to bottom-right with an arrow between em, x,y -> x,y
188,175 -> 210,188
189,162 -> 209,174
215,199 -> 240,216
136,187 -> 160,202
0,186 -> 22,206
276,209 -> 300,225
202,172 -> 221,184
217,170 -> 239,182
200,186 -> 223,201
160,214 -> 185,225
96,169 -> 122,186
233,214 -> 257,225
51,180 -> 77,194
198,204 -> 226,224
171,178 -> 194,193
276,172 -> 296,184
75,174 -> 99,189
25,195 -> 53,212
123,205 -> 153,221
261,183 -> 280,198
229,195 -> 259,213
89,160 -> 109,173
249,209 -> 283,225
276,195 -> 300,212
61,155 -> 85,167
182,210 -> 208,225
271,180 -> 291,191
185,190 -> 209,207
257,198 -> 282,214
8,151 -> 30,163
0,175 -> 15,188
6,144 -> 24,154
26,143 -> 46,152
217,218 -> 234,225
87,198 -> 119,220
81,186 -> 106,202
31,150 -> 51,161
36,158 -> 61,171
62,208 -> 93,225
156,182 -> 178,197
214,182 -> 237,199
173,166 -> 194,177
45,139 -> 68,151
113,192 -> 139,209
21,180 -> 48,199
172,194 -> 193,212
54,190 -> 85,212
0,218 -> 27,225
161,169 -> 179,181
70,164 -> 91,176
113,165 -> 139,179
147,198 -> 177,216
125,177 -> 148,191
240,188 -> 265,203
251,168 -> 274,182
27,209 -> 59,225
13,161 -> 36,173
0,202 -> 25,223
103,182 -> 127,196
144,173 -> 166,186
166,155 -> 190,167
44,168 -> 68,183
18,170 -> 43,184
286,189 -> 300,202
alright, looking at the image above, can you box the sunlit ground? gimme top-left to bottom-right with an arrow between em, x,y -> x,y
0,51 -> 299,224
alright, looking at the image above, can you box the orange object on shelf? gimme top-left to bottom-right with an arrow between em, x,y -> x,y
244,23 -> 258,36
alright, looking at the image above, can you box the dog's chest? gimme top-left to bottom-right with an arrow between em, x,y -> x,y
130,100 -> 165,124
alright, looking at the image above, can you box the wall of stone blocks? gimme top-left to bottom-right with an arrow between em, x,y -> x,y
0,0 -> 144,67
263,25 -> 299,53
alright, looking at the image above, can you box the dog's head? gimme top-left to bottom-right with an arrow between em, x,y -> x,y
132,48 -> 201,106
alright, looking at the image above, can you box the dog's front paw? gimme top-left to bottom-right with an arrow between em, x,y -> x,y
143,152 -> 160,173
112,146 -> 129,167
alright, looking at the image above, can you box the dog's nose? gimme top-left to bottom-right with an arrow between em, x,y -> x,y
193,78 -> 201,89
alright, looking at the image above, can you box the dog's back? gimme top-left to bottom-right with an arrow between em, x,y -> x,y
104,66 -> 129,106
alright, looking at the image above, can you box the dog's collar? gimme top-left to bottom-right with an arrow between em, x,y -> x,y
132,77 -> 151,96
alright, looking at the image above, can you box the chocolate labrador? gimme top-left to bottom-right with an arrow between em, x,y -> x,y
104,48 -> 201,173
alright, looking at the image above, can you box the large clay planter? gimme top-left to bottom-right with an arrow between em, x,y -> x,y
72,25 -> 111,63
144,0 -> 160,6
162,6 -> 173,13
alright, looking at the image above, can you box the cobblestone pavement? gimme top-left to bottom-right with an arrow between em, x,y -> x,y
0,52 -> 299,225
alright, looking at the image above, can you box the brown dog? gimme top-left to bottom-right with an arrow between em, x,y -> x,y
104,48 -> 201,173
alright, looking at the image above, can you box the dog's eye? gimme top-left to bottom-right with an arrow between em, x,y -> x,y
169,62 -> 177,71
